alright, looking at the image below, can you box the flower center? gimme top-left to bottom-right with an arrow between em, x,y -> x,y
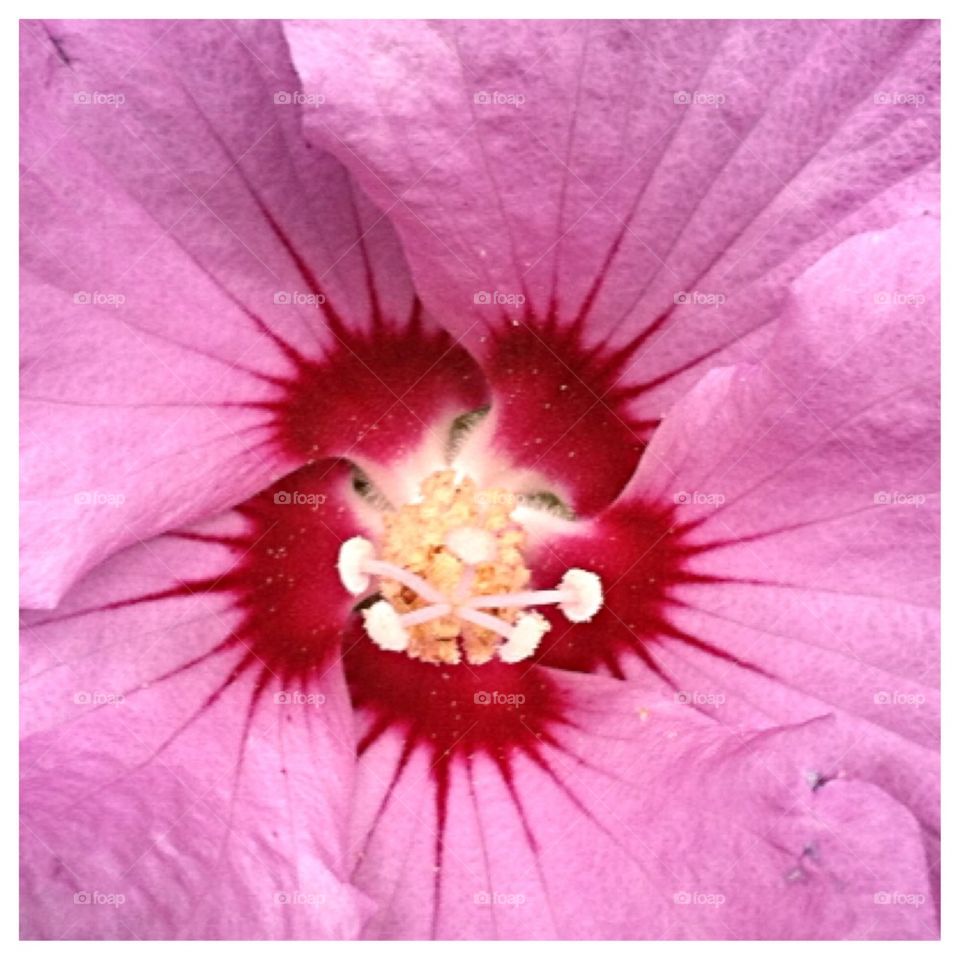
337,469 -> 602,665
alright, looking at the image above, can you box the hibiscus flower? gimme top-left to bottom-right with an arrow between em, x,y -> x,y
20,19 -> 939,940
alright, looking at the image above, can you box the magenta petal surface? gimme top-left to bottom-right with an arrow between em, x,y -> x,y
20,464 -> 368,938
284,19 -> 938,509
20,17 -> 941,942
350,669 -> 935,938
530,218 -> 939,861
20,19 -> 482,607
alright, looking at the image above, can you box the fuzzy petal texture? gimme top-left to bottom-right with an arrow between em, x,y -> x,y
285,19 -> 939,512
530,218 -> 939,872
20,463 -> 368,939
21,19 -> 485,607
349,666 -> 935,938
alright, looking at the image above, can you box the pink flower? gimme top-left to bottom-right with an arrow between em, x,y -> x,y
21,19 -> 939,939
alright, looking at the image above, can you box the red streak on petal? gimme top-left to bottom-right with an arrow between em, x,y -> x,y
54,474 -> 757,780
266,300 -> 489,466
482,317 -> 655,514
531,499 -> 767,680
345,629 -> 568,770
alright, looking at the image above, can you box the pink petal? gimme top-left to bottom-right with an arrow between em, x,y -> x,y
350,667 -> 935,938
21,19 -> 484,607
284,19 -> 939,511
530,218 -> 939,862
21,462 -> 368,938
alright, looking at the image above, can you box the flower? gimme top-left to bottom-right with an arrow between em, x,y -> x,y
20,19 -> 939,939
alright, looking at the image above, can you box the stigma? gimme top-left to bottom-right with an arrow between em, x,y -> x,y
337,470 -> 602,665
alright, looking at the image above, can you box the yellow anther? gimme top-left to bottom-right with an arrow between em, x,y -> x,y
379,470 -> 531,665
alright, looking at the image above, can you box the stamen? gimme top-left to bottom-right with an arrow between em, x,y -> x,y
465,568 -> 603,622
337,536 -> 375,595
466,588 -> 566,610
457,608 -> 551,662
362,601 -> 454,652
456,607 -> 518,641
400,603 -> 454,627
498,612 -> 551,663
557,569 -> 603,623
338,470 -> 602,666
362,558 -> 447,605
444,525 -> 498,565
337,536 -> 446,603
362,600 -> 408,651
452,564 -> 476,604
